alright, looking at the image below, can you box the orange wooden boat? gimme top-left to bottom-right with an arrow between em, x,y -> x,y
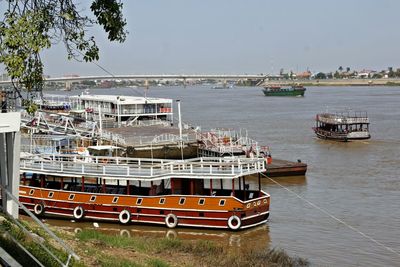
19,154 -> 270,230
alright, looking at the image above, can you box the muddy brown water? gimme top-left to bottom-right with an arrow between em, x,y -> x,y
44,85 -> 400,266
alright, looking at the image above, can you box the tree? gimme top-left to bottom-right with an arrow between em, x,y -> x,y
333,71 -> 340,79
314,72 -> 327,79
338,66 -> 343,72
346,67 -> 350,72
0,0 -> 127,105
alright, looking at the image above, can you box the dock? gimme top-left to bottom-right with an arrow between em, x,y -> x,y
265,159 -> 307,177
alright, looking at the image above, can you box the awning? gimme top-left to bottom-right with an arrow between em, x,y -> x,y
87,145 -> 124,150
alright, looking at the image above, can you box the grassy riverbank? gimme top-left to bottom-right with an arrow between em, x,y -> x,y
69,229 -> 308,267
1,216 -> 309,266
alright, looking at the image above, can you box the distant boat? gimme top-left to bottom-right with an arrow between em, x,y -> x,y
212,84 -> 234,89
313,111 -> 371,141
262,85 -> 306,96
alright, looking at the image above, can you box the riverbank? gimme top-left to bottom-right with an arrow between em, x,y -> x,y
0,216 -> 309,267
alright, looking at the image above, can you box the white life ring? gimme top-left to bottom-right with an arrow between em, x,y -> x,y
73,206 -> 85,220
227,215 -> 241,230
34,203 -> 45,216
119,210 -> 131,224
165,213 -> 178,229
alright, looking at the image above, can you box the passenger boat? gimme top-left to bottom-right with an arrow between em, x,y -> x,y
313,111 -> 371,141
262,85 -> 306,97
19,154 -> 270,230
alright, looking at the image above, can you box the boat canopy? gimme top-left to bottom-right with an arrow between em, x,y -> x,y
87,145 -> 124,150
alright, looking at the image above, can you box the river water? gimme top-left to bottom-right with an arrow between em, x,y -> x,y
45,85 -> 400,266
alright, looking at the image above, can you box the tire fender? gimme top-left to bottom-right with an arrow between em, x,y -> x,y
119,210 -> 131,224
33,203 -> 45,216
227,215 -> 241,230
73,206 -> 85,220
165,213 -> 178,229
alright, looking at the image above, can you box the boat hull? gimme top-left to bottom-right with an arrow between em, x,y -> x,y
314,128 -> 371,141
19,185 -> 270,230
262,88 -> 305,97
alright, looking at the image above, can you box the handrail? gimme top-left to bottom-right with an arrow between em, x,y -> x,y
20,154 -> 266,181
0,185 -> 79,266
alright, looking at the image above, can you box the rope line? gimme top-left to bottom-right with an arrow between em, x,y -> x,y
262,173 -> 400,257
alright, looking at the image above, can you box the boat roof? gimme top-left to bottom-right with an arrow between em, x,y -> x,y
70,94 -> 173,105
317,112 -> 369,124
87,145 -> 124,150
32,134 -> 78,141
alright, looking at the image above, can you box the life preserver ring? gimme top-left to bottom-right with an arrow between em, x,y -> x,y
227,215 -> 241,230
165,213 -> 178,229
73,206 -> 85,220
34,203 -> 45,216
119,210 -> 131,224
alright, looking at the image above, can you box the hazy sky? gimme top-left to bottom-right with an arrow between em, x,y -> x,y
3,0 -> 400,76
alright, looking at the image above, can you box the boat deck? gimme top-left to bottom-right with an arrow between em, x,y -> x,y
265,159 -> 307,177
106,125 -> 198,147
20,154 -> 266,181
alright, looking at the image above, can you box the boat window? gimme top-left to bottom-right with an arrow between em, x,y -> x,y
29,189 -> 35,195
263,199 -> 268,204
198,198 -> 205,205
159,198 -> 166,204
112,197 -> 119,203
249,192 -> 254,199
136,198 -> 143,205
68,194 -> 75,200
90,195 -> 97,202
48,192 -> 54,198
219,199 -> 226,206
179,197 -> 186,205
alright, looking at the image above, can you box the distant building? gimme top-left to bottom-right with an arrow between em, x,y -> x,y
296,71 -> 312,79
357,70 -> 376,78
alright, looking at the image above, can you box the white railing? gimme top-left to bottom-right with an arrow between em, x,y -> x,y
20,154 -> 266,181
0,185 -> 79,266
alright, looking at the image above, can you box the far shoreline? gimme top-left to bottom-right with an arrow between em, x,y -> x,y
263,78 -> 400,87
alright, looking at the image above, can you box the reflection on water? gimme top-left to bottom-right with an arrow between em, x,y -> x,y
43,218 -> 270,250
261,175 -> 307,187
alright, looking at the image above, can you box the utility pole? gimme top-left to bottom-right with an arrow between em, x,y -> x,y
176,100 -> 183,159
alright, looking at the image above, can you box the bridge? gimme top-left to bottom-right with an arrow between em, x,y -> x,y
0,74 -> 279,86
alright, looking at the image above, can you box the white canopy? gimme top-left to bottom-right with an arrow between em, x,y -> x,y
87,145 -> 123,151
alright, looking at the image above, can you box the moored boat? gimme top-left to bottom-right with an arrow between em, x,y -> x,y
262,85 -> 306,97
19,154 -> 270,230
313,111 -> 371,141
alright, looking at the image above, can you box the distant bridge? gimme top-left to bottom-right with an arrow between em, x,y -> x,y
0,74 -> 280,86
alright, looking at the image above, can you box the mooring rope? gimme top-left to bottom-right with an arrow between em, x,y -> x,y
261,173 -> 400,257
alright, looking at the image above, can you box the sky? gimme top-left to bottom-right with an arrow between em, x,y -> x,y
2,0 -> 400,77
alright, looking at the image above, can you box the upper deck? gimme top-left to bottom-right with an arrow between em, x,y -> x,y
316,112 -> 369,125
36,94 -> 174,123
20,154 -> 266,181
